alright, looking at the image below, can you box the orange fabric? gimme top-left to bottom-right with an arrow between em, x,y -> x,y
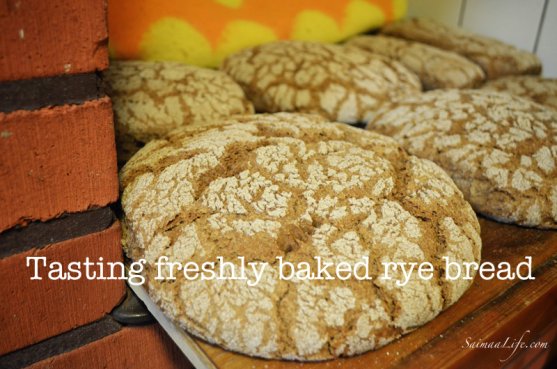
108,0 -> 406,66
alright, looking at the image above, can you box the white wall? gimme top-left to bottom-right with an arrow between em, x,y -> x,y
407,0 -> 557,77
537,0 -> 557,77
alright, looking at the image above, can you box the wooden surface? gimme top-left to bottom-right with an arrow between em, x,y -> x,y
193,218 -> 557,369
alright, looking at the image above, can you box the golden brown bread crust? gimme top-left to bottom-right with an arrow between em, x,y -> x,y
121,113 -> 481,360
221,41 -> 421,124
482,76 -> 557,111
346,34 -> 486,90
382,18 -> 541,80
104,60 -> 254,164
367,90 -> 557,229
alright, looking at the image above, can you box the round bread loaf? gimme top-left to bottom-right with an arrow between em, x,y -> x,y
104,60 -> 254,164
345,35 -> 485,90
382,18 -> 541,80
482,76 -> 557,111
121,113 -> 481,360
220,41 -> 421,124
121,113 -> 328,179
367,90 -> 557,229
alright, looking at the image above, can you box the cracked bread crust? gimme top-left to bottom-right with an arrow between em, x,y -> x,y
482,76 -> 557,111
104,60 -> 254,163
367,90 -> 557,229
345,35 -> 485,90
121,113 -> 481,360
120,113 -> 329,188
382,18 -> 541,80
220,41 -> 421,124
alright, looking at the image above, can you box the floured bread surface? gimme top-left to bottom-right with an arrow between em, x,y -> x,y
220,41 -> 421,124
382,18 -> 541,80
122,113 -> 328,179
482,76 -> 557,111
104,60 -> 254,163
367,90 -> 557,229
121,113 -> 481,360
345,35 -> 485,90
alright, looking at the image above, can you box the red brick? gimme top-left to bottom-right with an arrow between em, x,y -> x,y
0,97 -> 119,232
28,324 -> 193,369
0,221 -> 125,355
0,0 -> 108,81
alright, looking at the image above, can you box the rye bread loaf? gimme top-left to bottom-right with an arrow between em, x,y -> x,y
121,113 -> 481,360
382,18 -> 541,80
346,35 -> 485,90
221,41 -> 421,124
482,76 -> 557,111
104,60 -> 254,164
367,90 -> 557,229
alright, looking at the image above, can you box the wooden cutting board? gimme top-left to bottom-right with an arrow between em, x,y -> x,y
191,218 -> 557,369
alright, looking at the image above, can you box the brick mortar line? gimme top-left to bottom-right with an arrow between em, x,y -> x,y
0,207 -> 115,259
0,316 -> 123,369
0,72 -> 106,114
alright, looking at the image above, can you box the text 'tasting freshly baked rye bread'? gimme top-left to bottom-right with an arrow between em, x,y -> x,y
104,60 -> 254,164
121,113 -> 481,360
382,18 -> 541,80
345,35 -> 485,90
367,90 -> 557,229
482,76 -> 557,112
220,41 -> 421,124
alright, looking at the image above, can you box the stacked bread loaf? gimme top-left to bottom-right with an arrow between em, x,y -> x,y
109,17 -> 555,362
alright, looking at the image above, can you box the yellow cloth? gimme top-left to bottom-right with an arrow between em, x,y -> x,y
108,0 -> 406,67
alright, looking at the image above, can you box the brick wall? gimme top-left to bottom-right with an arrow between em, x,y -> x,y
0,1 -> 192,368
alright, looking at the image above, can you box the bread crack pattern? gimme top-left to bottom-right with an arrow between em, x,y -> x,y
221,41 -> 421,124
104,60 -> 254,164
368,89 -> 557,229
345,35 -> 485,90
481,76 -> 557,112
382,18 -> 541,80
121,113 -> 481,360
